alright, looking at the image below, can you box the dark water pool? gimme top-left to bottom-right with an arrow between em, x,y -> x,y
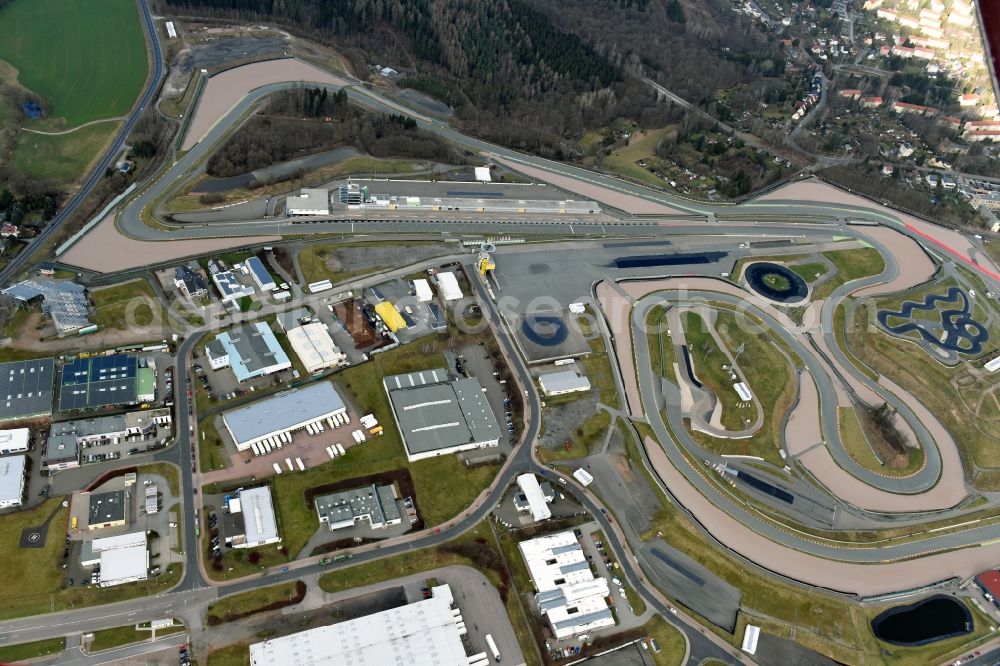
871,595 -> 972,646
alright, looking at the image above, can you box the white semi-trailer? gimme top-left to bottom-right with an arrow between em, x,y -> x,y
486,634 -> 501,662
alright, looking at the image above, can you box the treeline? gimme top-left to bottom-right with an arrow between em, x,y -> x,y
162,0 -> 679,153
206,88 -> 459,176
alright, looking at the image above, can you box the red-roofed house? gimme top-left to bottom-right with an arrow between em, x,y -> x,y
0,223 -> 18,238
892,101 -> 937,116
839,89 -> 863,100
960,93 -> 981,107
861,96 -> 884,108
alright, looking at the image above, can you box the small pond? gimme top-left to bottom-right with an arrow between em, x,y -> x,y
871,595 -> 972,646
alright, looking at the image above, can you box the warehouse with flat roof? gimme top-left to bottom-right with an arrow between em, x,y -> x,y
245,256 -> 276,292
286,188 -> 330,216
0,428 -> 30,455
222,382 -> 347,451
538,370 -> 591,396
383,368 -> 500,462
0,358 -> 54,421
0,455 -> 26,509
82,531 -> 148,587
315,483 -> 401,531
519,530 -> 615,639
88,489 -> 128,530
249,584 -> 469,666
285,323 -> 346,373
222,486 -> 280,548
58,354 -> 152,412
211,322 -> 291,382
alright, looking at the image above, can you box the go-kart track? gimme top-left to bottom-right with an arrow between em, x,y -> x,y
54,57 -> 1000,598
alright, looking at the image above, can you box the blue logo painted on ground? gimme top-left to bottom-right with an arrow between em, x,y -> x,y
876,286 -> 988,355
521,315 -> 569,347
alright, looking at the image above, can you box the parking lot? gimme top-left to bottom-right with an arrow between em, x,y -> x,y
450,343 -> 518,460
199,402 -> 370,486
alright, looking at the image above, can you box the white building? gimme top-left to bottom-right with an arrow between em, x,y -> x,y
519,530 -> 615,639
286,188 -> 330,216
516,473 -> 552,522
0,455 -> 26,509
285,323 -> 347,373
224,486 -> 281,549
211,270 -> 254,305
245,256 -> 277,292
433,271 -> 463,301
412,278 -> 434,303
474,166 -> 492,182
222,382 -> 347,451
985,355 -> 1000,373
0,428 -> 30,455
85,531 -> 149,587
538,370 -> 591,397
249,584 -> 469,666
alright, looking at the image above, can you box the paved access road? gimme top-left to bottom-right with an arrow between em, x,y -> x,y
0,0 -> 165,285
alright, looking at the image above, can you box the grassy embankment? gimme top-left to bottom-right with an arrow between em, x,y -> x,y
89,622 -> 185,652
0,637 -> 66,662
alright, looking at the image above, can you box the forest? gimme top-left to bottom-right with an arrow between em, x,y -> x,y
205,86 -> 461,177
161,0 -> 745,156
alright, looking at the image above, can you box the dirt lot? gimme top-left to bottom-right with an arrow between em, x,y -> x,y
333,299 -> 379,348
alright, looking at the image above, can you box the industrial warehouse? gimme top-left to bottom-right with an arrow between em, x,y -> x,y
58,354 -> 156,412
314,483 -> 401,531
79,531 -> 149,588
0,358 -> 54,421
284,322 -> 347,373
519,530 -> 615,639
206,322 -> 291,382
249,584 -> 470,666
0,455 -> 26,509
221,486 -> 280,549
383,368 -> 501,462
221,381 -> 347,451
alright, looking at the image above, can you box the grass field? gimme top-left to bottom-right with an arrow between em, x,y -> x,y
207,644 -> 251,666
642,615 -> 686,665
0,498 -> 183,620
90,278 -> 164,330
10,122 -> 119,184
0,0 -> 147,127
0,637 -> 65,662
89,622 -> 184,652
603,127 -> 675,189
686,308 -> 797,466
680,310 -> 747,431
812,247 -> 886,302
206,581 -> 302,624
